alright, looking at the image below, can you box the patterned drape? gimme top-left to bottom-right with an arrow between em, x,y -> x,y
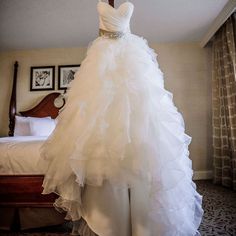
212,12 -> 236,190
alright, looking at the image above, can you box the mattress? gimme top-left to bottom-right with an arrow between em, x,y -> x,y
0,136 -> 47,175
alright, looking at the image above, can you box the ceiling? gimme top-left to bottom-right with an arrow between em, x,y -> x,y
0,0 -> 228,51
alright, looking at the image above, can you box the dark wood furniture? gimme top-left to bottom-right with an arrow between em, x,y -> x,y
8,61 -> 18,137
0,175 -> 57,208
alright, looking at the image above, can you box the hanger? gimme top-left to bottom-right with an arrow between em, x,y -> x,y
108,0 -> 114,7
99,0 -> 114,7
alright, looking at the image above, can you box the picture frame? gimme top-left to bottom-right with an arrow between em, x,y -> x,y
30,66 -> 55,91
58,64 -> 80,90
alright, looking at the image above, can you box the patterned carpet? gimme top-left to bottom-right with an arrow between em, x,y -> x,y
0,180 -> 235,236
197,180 -> 236,236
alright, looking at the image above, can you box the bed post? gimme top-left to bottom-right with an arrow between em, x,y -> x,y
8,61 -> 18,136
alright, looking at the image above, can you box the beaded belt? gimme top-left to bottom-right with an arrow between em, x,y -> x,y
99,28 -> 125,39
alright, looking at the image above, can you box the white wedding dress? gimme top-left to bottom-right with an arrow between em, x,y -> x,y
39,1 -> 203,235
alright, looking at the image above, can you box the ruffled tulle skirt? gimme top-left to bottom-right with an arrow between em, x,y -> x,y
39,33 -> 203,236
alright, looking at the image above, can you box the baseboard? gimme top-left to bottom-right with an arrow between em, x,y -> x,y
193,170 -> 213,180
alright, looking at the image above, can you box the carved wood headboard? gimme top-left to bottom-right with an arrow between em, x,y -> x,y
20,93 -> 64,118
8,61 -> 65,136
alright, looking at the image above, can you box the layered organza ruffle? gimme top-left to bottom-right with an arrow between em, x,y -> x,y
39,33 -> 203,235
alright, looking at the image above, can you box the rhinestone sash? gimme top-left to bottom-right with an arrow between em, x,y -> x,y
99,28 -> 125,39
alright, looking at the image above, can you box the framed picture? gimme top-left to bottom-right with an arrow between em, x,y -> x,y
30,66 -> 55,91
58,64 -> 80,90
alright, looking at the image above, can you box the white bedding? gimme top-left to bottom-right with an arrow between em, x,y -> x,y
0,136 -> 47,175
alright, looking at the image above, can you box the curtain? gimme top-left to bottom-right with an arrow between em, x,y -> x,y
212,12 -> 236,190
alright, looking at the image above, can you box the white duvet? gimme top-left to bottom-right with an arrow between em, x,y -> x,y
0,136 -> 47,175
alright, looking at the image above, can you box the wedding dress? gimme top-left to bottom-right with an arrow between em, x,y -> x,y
39,1 -> 203,235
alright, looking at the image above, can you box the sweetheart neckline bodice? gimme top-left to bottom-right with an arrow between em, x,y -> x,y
97,1 -> 134,33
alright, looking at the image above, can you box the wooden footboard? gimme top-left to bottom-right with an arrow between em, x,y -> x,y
0,175 -> 57,208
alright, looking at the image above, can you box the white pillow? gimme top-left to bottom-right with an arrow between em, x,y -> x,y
29,117 -> 56,136
14,115 -> 55,136
14,116 -> 31,136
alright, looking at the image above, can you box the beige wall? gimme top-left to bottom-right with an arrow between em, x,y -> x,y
0,47 -> 87,135
152,43 -> 212,172
0,43 -> 212,172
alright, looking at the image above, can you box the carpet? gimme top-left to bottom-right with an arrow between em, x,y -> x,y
197,180 -> 236,236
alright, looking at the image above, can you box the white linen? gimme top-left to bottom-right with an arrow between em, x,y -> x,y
14,116 -> 31,136
29,118 -> 56,136
0,136 -> 46,175
14,116 -> 55,137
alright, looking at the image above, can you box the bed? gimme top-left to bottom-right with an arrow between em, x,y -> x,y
0,61 -> 66,230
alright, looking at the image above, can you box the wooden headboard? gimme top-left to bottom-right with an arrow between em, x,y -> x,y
20,93 -> 64,118
8,61 -> 65,136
